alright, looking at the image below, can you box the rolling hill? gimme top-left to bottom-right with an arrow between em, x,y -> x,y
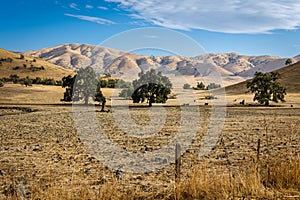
24,44 -> 300,86
0,48 -> 75,80
225,61 -> 300,95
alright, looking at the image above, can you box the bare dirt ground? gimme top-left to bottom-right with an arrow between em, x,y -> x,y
0,84 -> 299,199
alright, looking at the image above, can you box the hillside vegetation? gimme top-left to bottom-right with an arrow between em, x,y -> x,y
225,61 -> 300,95
0,48 -> 74,80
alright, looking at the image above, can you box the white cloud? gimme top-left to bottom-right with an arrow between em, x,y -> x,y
70,3 -> 80,10
98,6 -> 108,10
86,5 -> 94,9
65,14 -> 115,25
105,0 -> 300,34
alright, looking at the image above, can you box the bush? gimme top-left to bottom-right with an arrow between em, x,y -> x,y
13,66 -> 20,70
10,74 -> 19,84
194,82 -> 206,90
30,66 -> 45,72
32,77 -> 42,84
0,58 -> 13,63
206,82 -> 221,90
183,83 -> 191,89
119,86 -> 134,99
0,79 -> 4,87
55,80 -> 63,86
107,79 -> 118,88
23,76 -> 32,87
42,78 -> 56,85
115,79 -> 131,88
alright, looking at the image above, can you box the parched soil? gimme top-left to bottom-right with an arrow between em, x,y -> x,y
0,104 -> 299,199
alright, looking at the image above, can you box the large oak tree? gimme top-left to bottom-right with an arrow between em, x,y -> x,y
247,71 -> 286,106
131,69 -> 172,107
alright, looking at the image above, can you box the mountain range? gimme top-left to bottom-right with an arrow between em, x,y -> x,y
22,43 -> 300,86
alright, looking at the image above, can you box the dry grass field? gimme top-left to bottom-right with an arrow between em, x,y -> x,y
0,48 -> 74,80
0,82 -> 299,199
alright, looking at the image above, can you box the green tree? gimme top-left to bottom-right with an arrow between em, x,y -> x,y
131,69 -> 172,107
72,67 -> 98,104
206,82 -> 221,90
247,71 -> 286,106
95,82 -> 106,112
194,82 -> 205,90
23,76 -> 32,87
99,79 -> 108,88
119,86 -> 134,99
61,67 -> 106,109
10,74 -> 19,83
32,77 -> 42,84
285,58 -> 292,66
183,83 -> 191,89
61,75 -> 76,102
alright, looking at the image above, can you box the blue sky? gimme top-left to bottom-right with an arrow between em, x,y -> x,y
1,0 -> 300,57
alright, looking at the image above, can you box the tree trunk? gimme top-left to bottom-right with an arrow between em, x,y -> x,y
100,100 -> 106,112
149,95 -> 154,107
265,101 -> 269,106
84,96 -> 89,105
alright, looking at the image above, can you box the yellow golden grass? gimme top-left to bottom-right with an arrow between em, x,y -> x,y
225,61 -> 300,95
1,61 -> 300,199
3,157 -> 299,200
0,48 -> 74,80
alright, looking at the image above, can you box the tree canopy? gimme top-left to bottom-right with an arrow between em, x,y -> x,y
131,69 -> 172,107
246,71 -> 286,106
61,67 -> 106,110
285,58 -> 292,66
23,76 -> 32,87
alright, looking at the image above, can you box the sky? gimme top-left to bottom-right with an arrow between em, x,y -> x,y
1,0 -> 300,57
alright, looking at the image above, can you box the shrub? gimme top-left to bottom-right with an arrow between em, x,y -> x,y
32,77 -> 42,84
23,76 -> 32,87
42,78 -> 56,85
183,83 -> 191,89
10,74 -> 19,84
119,86 -> 134,99
13,66 -> 20,70
193,82 -> 206,90
206,82 -> 221,90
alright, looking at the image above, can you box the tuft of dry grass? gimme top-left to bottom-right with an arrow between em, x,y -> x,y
175,157 -> 300,200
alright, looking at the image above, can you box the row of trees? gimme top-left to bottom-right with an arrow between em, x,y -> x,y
99,78 -> 131,88
1,75 -> 62,86
0,63 -> 286,107
183,82 -> 221,90
62,67 -> 286,107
